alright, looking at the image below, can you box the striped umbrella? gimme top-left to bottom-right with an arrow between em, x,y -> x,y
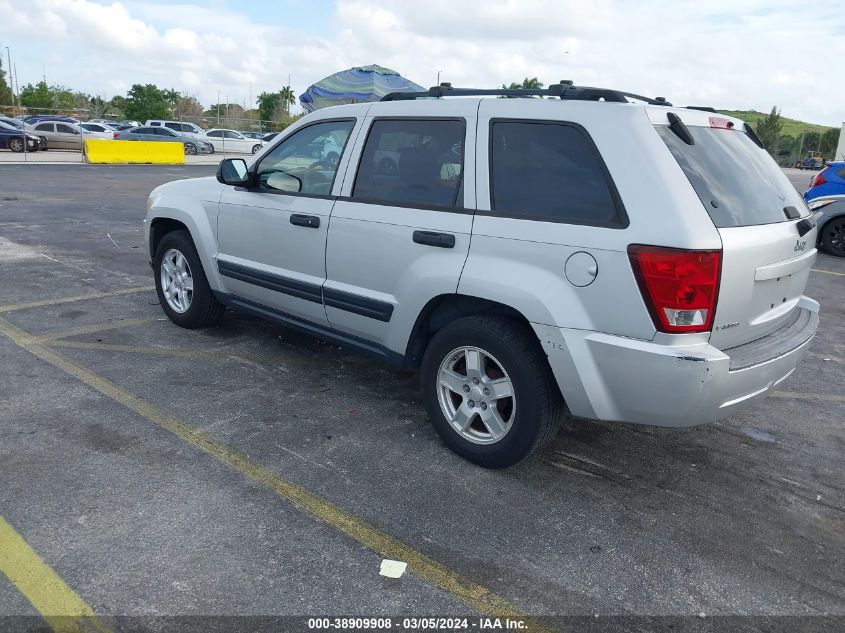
299,65 -> 424,112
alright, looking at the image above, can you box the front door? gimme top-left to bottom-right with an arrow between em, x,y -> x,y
216,117 -> 361,327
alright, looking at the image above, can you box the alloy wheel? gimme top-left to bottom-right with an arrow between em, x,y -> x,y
160,248 -> 193,313
436,346 -> 516,445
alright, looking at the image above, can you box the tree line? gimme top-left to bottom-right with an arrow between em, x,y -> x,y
0,69 -> 299,132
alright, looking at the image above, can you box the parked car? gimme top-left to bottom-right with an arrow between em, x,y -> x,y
240,131 -> 263,140
0,120 -> 46,151
0,116 -> 24,130
26,121 -> 88,149
144,83 -> 820,468
145,120 -> 206,138
262,132 -> 278,143
115,126 -> 213,154
80,122 -> 118,137
23,114 -> 79,125
204,128 -> 264,154
804,162 -> 845,256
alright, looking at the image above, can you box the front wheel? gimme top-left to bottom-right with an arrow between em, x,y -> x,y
9,137 -> 24,153
421,316 -> 563,468
184,143 -> 197,155
252,144 -> 262,154
820,217 -> 845,257
153,230 -> 224,328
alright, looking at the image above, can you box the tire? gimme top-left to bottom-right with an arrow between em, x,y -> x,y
208,143 -> 215,154
184,143 -> 197,155
153,230 -> 224,328
252,144 -> 262,154
9,137 -> 24,153
420,315 -> 563,468
819,217 -> 845,257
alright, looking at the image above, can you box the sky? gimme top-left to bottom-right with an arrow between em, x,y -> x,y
0,0 -> 843,125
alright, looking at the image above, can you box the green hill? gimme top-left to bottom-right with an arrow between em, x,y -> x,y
717,109 -> 835,139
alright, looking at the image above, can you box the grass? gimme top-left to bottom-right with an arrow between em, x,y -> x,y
717,109 -> 837,140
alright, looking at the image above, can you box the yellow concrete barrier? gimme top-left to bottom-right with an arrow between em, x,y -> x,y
84,140 -> 185,165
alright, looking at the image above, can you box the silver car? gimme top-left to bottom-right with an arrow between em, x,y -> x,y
143,83 -> 819,468
114,126 -> 213,155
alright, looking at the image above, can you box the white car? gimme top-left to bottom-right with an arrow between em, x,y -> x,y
204,129 -> 265,154
144,82 -> 819,468
80,122 -> 117,137
145,120 -> 207,139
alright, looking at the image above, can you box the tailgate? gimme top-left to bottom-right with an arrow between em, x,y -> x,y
654,113 -> 817,350
712,222 -> 816,349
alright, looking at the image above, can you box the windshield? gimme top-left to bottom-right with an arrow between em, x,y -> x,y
656,125 -> 809,227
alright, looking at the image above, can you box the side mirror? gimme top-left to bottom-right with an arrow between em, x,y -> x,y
217,158 -> 251,186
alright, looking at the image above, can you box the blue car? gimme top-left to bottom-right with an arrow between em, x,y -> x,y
804,161 -> 845,256
0,120 -> 47,152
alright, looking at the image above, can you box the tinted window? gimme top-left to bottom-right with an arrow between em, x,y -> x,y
165,123 -> 181,131
150,122 -> 161,126
490,121 -> 622,226
135,127 -> 155,134
35,123 -> 54,132
353,119 -> 464,208
156,128 -> 177,136
56,124 -> 76,134
656,125 -> 808,227
256,119 -> 355,196
206,130 -> 222,138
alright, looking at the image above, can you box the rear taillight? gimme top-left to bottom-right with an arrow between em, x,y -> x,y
113,132 -> 119,138
810,171 -> 827,188
628,245 -> 721,334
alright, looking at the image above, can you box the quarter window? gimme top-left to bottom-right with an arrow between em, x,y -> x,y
353,119 -> 464,208
489,121 -> 623,226
256,119 -> 355,196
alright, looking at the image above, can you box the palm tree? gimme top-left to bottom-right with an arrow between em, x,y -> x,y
503,77 -> 544,90
279,85 -> 295,116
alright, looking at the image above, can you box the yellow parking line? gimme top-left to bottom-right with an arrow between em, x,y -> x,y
48,339 -> 285,367
0,315 -> 544,626
811,268 -> 845,277
36,317 -> 161,342
772,391 -> 845,403
0,287 -> 154,314
0,516 -> 110,633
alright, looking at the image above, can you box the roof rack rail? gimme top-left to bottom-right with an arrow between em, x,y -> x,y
685,106 -> 718,113
381,81 -> 673,106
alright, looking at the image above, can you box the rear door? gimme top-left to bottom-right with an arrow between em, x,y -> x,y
655,114 -> 818,349
324,103 -> 476,352
54,124 -> 82,150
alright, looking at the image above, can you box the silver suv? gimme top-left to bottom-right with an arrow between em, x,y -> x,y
144,83 -> 820,468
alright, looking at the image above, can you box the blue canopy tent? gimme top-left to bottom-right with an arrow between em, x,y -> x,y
299,65 -> 424,112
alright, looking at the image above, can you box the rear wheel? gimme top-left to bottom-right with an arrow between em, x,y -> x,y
421,316 -> 563,468
184,143 -> 197,155
820,217 -> 845,257
252,144 -> 262,154
9,138 -> 24,153
154,230 -> 224,328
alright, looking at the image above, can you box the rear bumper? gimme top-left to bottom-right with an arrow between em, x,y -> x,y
534,297 -> 819,427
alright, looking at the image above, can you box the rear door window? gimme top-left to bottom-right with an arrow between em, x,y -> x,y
656,125 -> 808,227
353,119 -> 464,209
489,121 -> 625,226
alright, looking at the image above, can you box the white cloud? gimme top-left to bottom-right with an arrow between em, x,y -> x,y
0,0 -> 842,125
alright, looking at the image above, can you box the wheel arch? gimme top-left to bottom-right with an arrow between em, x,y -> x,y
403,294 -> 536,369
147,206 -> 222,290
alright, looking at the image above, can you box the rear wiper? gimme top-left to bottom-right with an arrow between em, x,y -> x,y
667,112 -> 694,145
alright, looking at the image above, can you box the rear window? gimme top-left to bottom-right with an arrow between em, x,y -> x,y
489,121 -> 625,226
656,125 -> 808,227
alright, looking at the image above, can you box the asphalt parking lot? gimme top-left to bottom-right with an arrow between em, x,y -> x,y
0,165 -> 843,631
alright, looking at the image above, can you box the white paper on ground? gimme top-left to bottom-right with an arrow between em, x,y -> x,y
379,559 -> 407,578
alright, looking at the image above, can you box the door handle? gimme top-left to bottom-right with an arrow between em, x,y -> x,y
290,214 -> 320,229
413,231 -> 455,248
